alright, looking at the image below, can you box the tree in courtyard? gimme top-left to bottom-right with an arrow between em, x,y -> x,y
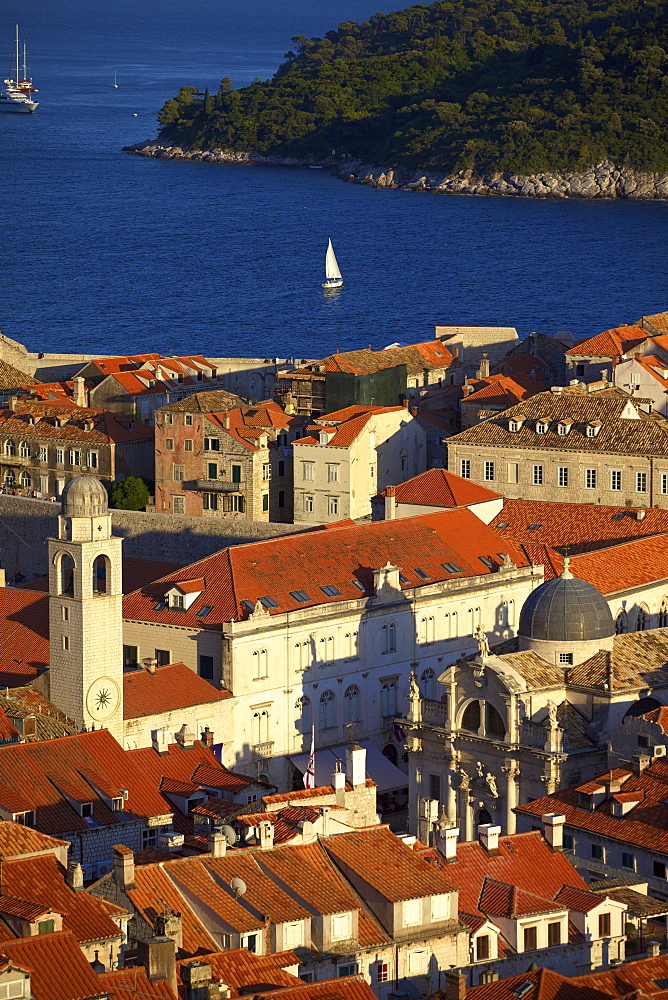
109,476 -> 150,511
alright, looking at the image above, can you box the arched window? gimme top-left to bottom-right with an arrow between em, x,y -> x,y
319,635 -> 334,664
19,441 -> 30,458
499,602 -> 508,628
382,743 -> 398,765
60,553 -> 75,597
92,554 -> 109,595
486,704 -> 506,739
445,611 -> 458,639
615,610 -> 628,634
467,607 -> 481,635
462,700 -> 481,733
659,601 -> 668,629
19,472 -> 30,488
4,440 -> 15,457
344,685 -> 360,723
421,668 -> 435,700
419,616 -> 435,644
381,623 -> 396,653
295,696 -> 310,734
4,470 -> 15,486
319,690 -> 336,730
476,808 -> 493,835
636,605 -> 649,631
252,710 -> 269,745
253,648 -> 268,679
381,681 -> 397,718
344,631 -> 359,659
294,640 -> 310,671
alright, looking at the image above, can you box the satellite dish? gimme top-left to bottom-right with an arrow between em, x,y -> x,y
221,824 -> 237,846
230,876 -> 247,897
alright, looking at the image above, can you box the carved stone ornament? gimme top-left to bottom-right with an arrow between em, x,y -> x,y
474,625 -> 491,660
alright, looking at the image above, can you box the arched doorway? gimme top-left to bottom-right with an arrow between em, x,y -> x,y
382,743 -> 398,766
475,807 -> 493,835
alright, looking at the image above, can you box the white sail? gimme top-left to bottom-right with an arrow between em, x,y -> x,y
325,239 -> 342,281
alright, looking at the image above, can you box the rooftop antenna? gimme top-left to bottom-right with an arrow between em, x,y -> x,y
230,876 -> 247,898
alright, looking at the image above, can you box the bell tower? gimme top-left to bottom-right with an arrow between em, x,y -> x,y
48,475 -> 124,742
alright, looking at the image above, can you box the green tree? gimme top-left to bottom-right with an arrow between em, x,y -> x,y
109,477 -> 150,511
203,86 -> 212,115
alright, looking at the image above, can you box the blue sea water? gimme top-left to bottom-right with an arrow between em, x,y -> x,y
0,0 -> 666,360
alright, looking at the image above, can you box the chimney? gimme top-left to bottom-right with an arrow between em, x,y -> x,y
479,824 -> 501,854
462,383 -> 474,397
384,485 -> 397,521
223,411 -> 230,429
142,657 -> 157,674
477,354 -> 491,379
113,845 -> 135,890
137,933 -> 177,997
258,819 -> 274,851
411,407 -> 418,417
633,754 -> 651,775
0,569 -> 5,588
8,397 -> 17,411
209,827 -> 227,858
438,826 -> 459,862
182,961 -> 213,1000
319,805 -> 331,837
175,723 -> 195,748
402,398 -> 409,409
155,909 -> 183,952
65,861 -> 84,891
346,744 -> 366,789
636,509 -> 646,521
200,726 -> 214,747
542,813 -> 565,852
152,728 -> 172,754
72,376 -> 87,407
445,970 -> 467,1000
83,417 -> 94,433
333,759 -> 346,807
479,968 -> 499,985
648,941 -> 661,958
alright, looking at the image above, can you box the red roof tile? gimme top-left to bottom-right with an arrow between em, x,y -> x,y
575,951 -> 668,996
478,878 -> 564,917
178,949 -> 301,996
0,822 -> 68,859
0,402 -> 153,443
554,885 -> 609,913
386,468 -> 502,507
0,930 -> 109,1000
643,707 -> 668,733
254,976 -> 378,1000
99,968 -> 177,1000
566,326 -> 648,358
123,662 -> 230,719
463,373 -> 544,406
467,966 -> 615,1000
0,588 -> 49,686
130,862 -> 218,957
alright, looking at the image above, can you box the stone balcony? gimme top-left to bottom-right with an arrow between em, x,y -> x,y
192,479 -> 243,493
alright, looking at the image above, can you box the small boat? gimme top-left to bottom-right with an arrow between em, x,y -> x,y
322,238 -> 343,289
113,70 -> 119,89
0,26 -> 38,114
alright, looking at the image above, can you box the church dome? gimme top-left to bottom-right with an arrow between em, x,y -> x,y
518,559 -> 614,642
62,475 -> 109,517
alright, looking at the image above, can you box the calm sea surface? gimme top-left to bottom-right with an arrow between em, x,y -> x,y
0,0 -> 666,359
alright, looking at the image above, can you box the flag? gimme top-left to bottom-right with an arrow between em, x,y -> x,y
304,726 -> 315,789
393,720 -> 407,742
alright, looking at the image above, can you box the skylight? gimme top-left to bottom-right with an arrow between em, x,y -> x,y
197,605 -> 213,618
351,580 -> 366,591
153,601 -> 167,612
611,512 -> 625,520
414,568 -> 430,579
514,985 -> 535,999
241,600 -> 255,612
527,523 -> 542,530
399,573 -> 409,584
442,562 -> 462,574
320,585 -> 342,597
290,590 -> 310,603
259,596 -> 279,609
496,521 -> 509,530
479,556 -> 494,569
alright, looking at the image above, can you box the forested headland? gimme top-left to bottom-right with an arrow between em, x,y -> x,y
155,0 -> 668,176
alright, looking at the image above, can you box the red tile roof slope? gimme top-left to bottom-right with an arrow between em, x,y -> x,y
575,952 -> 668,996
643,706 -> 668,733
517,758 -> 668,853
322,341 -> 455,376
478,878 -> 565,917
130,863 -> 218,957
123,662 -> 230,719
387,468 -> 502,507
554,885 -> 608,913
122,508 -> 530,628
178,949 -> 301,995
0,854 -> 122,944
492,499 -> 668,554
0,402 -> 153,443
463,374 -> 544,406
0,822 -> 68,859
0,930 -> 109,1000
566,326 -> 648,357
322,825 -> 457,902
254,976 -> 378,1000
99,968 -> 176,1000
298,407 -> 405,448
0,588 -> 49,686
467,966 -> 615,1000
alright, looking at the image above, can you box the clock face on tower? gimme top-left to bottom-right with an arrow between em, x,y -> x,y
86,677 -> 121,722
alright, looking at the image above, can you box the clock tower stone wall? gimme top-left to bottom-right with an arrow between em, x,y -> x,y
48,476 -> 124,742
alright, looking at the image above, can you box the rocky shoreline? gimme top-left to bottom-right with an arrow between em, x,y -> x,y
124,141 -> 668,200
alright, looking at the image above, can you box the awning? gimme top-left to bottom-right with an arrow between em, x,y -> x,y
289,739 -> 408,793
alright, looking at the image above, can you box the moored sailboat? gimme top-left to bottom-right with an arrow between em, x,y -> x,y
322,238 -> 343,289
0,26 -> 38,114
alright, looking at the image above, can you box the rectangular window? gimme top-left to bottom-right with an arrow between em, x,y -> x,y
62,606 -> 69,621
88,451 -> 98,469
199,655 -> 214,679
599,912 -> 611,937
155,649 -> 170,667
585,468 -> 597,489
507,462 -> 519,483
262,493 -> 269,511
69,450 -> 82,466
185,414 -> 193,425
403,898 -> 421,926
331,913 -> 352,941
203,493 -> 218,511
610,470 -> 622,491
38,445 -> 47,462
123,645 -> 138,668
559,652 -> 573,664
622,852 -> 636,870
431,893 -> 449,920
327,464 -> 339,483
591,843 -> 604,860
563,833 -> 574,851
532,465 -> 543,486
637,472 -> 648,493
55,448 -> 64,464
476,935 -> 490,961
523,926 -> 537,951
278,460 -> 285,477
304,495 -> 313,513
338,965 -> 359,978
229,494 -> 244,512
173,464 -> 184,481
184,439 -> 193,452
376,963 -> 389,983
231,464 -> 241,483
278,490 -> 285,508
429,773 -> 440,802
484,461 -> 495,481
164,413 -> 173,424
302,462 -> 314,481
548,922 -> 561,947
262,463 -> 271,481
654,861 -> 667,879
38,919 -> 55,935
328,496 -> 339,515
62,635 -> 69,651
165,438 -> 174,451
558,467 -> 569,487
662,474 -> 668,495
173,495 -> 184,514
460,459 -> 471,479
284,920 -> 303,949
204,437 -> 220,451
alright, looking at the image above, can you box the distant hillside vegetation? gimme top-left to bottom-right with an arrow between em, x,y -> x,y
156,0 -> 668,174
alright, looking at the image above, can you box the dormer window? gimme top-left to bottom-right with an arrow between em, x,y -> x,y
171,594 -> 185,610
587,422 -> 602,437
165,578 -> 205,610
557,422 -> 571,436
577,792 -> 594,811
331,912 -> 352,941
536,421 -> 548,434
81,801 -> 93,818
13,810 -> 35,827
509,419 -> 523,432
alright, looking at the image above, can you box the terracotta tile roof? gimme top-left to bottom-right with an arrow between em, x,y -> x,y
122,508 -> 529,628
643,707 -> 668,733
123,662 -> 230,719
129,863 -> 218,956
253,975 -> 379,1000
565,325 -> 649,358
575,951 -> 668,996
322,825 -> 457,902
205,403 -> 293,452
492,498 -> 668,555
0,588 -> 49,687
493,353 -> 552,381
563,534 -> 668,597
0,894 -> 51,919
463,373 -> 544,406
442,830 -> 590,918
238,806 -> 320,845
0,359 -> 37,389
133,845 -> 174,865
467,966 -> 615,1000
321,341 -> 455,377
85,353 -> 162,376
298,406 -> 406,448
0,687 -> 76,742
554,885 -> 608,913
385,468 -> 502,507
0,822 -> 68,859
160,857 -> 267,934
478,878 -> 564,917
99,968 -> 177,1000
20,378 -> 95,402
162,388 -> 246,413
517,757 -> 668,853
178,949 -> 301,995
0,402 -> 153,443
449,390 -> 668,456
191,763 -> 260,792
0,929 -> 109,1000
0,711 -> 19,741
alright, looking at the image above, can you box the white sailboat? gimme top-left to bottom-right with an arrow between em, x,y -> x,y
0,25 -> 38,114
113,70 -> 118,89
322,238 -> 343,289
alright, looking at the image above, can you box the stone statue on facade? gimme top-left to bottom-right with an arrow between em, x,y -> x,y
475,625 -> 491,660
485,772 -> 498,798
